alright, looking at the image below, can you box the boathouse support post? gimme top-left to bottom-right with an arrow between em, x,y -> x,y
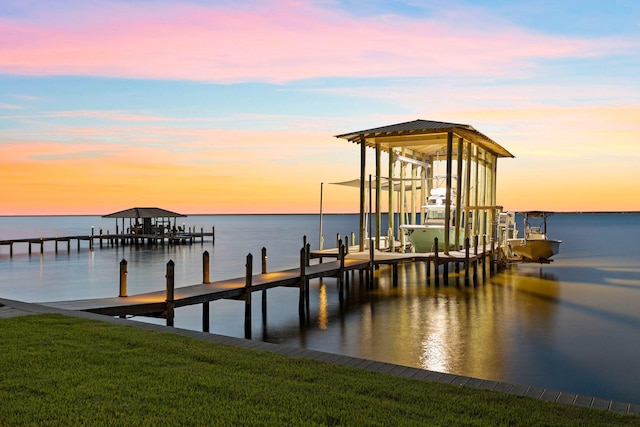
455,137 -> 464,250
375,142 -> 382,250
202,251 -> 210,284
244,253 -> 253,339
261,247 -> 267,274
434,237 -> 440,287
481,234 -> 487,278
119,259 -> 128,297
359,134 -> 366,252
473,235 -> 479,284
444,132 -> 453,255
165,260 -> 175,327
464,237 -> 470,286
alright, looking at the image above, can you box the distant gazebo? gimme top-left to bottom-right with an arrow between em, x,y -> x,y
103,207 -> 186,235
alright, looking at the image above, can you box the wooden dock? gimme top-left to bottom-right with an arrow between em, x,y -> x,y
38,240 -> 499,338
0,229 -> 214,256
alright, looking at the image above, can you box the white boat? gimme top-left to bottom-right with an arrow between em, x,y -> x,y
399,187 -> 463,252
507,211 -> 561,262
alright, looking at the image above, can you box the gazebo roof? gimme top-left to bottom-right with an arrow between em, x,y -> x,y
102,207 -> 186,219
335,119 -> 514,158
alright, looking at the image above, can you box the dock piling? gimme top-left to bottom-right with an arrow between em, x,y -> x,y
245,253 -> 253,339
165,260 -> 175,327
202,302 -> 210,333
119,259 -> 128,297
299,247 -> 307,319
203,251 -> 210,284
261,247 -> 267,274
464,237 -> 470,286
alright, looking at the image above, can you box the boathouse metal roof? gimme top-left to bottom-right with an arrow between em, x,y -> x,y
335,119 -> 514,158
102,207 -> 186,219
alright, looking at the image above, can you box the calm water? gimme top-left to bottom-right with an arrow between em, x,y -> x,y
1,213 -> 640,404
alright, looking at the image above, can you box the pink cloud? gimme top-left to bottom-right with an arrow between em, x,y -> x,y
0,0 -> 630,82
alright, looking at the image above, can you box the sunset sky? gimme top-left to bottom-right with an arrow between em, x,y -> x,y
1,0 -> 639,215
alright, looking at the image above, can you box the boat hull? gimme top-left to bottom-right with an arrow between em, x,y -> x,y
507,238 -> 561,261
400,225 -> 462,252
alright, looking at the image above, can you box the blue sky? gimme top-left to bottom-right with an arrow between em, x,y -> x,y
1,0 -> 639,214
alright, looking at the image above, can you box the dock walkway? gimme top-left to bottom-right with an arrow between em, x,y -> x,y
40,257 -> 371,317
39,245 -> 492,323
0,230 -> 214,256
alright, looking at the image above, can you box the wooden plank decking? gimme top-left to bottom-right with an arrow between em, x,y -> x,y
40,258 -> 372,317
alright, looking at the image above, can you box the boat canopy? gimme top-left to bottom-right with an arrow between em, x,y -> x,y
330,177 -> 422,191
335,119 -> 514,159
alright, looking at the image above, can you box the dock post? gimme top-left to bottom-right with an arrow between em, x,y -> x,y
40,241 -> 43,254
67,239 -> 70,253
299,247 -> 307,319
119,259 -> 128,297
338,244 -> 345,301
434,238 -> 440,287
473,235 -> 479,285
244,253 -> 253,339
165,260 -> 175,327
482,234 -> 487,278
202,251 -> 210,283
202,302 -> 210,333
464,237 -> 470,287
344,236 -> 349,255
490,238 -> 496,276
9,242 -> 13,257
55,240 -> 58,254
28,242 -> 32,255
261,247 -> 267,274
212,226 -> 215,245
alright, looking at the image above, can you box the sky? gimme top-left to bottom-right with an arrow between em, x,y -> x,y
1,0 -> 639,215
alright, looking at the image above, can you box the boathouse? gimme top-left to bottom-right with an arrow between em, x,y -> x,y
335,119 -> 514,254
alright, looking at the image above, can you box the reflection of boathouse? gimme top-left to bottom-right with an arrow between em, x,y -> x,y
335,120 -> 514,253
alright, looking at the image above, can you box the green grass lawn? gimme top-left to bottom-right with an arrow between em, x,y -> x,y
1,314 -> 638,426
